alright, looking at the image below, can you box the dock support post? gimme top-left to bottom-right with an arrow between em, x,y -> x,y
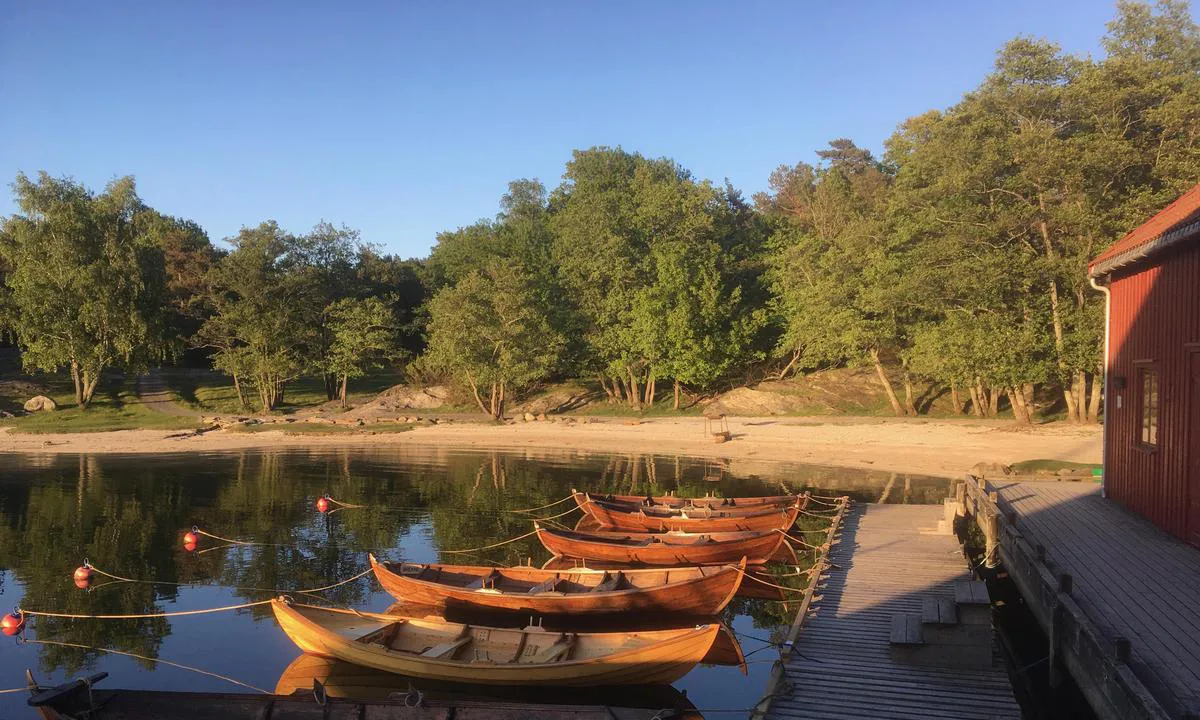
955,481 -> 965,516
1049,602 -> 1064,688
984,513 -> 1000,569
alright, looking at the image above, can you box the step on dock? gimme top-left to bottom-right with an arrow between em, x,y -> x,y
759,503 -> 1020,720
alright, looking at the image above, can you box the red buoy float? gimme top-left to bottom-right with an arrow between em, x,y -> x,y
73,563 -> 93,589
183,528 -> 199,548
316,496 -> 331,514
1,610 -> 24,637
183,540 -> 197,553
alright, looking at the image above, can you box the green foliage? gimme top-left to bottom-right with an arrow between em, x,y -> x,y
0,173 -> 170,407
424,262 -> 564,419
324,297 -> 400,407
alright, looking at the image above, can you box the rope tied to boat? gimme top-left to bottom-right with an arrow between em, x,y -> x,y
526,505 -> 580,522
440,528 -> 542,554
774,528 -> 828,553
192,527 -> 265,546
723,565 -> 809,594
508,494 -> 576,514
19,638 -> 270,694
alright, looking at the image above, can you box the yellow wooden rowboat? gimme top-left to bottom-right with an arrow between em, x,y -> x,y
270,598 -> 720,686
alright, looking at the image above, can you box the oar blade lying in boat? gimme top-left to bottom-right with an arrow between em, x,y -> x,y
270,598 -> 721,687
535,524 -> 789,566
370,554 -> 746,617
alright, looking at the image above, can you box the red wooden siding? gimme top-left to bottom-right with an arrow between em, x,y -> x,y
1106,241 -> 1200,542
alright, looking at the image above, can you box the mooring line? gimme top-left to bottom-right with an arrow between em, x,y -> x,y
774,528 -> 828,552
508,494 -> 575,514
726,565 -> 808,594
22,600 -> 273,621
75,564 -> 375,599
19,638 -> 269,694
440,528 -> 542,554
193,529 -> 265,546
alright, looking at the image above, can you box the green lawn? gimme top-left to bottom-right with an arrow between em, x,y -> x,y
1,383 -> 201,434
1010,459 -> 1103,475
168,368 -> 407,415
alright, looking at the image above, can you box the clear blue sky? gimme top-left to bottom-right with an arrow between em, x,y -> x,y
0,1 -> 1176,257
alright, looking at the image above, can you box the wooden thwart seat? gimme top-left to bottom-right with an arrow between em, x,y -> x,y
591,571 -> 624,593
420,635 -> 472,659
527,576 -> 560,595
466,570 -> 499,590
526,634 -> 576,663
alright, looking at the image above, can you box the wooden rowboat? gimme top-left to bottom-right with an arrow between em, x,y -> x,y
370,554 -> 745,617
540,557 -> 792,601
579,493 -> 804,532
271,598 -> 720,686
572,491 -> 796,512
535,524 -> 795,566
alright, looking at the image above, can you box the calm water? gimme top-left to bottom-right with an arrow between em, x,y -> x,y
0,449 -> 949,717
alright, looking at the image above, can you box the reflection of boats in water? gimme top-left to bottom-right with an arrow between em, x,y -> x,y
370,554 -> 745,617
536,524 -> 797,566
24,666 -> 701,720
272,598 -> 721,686
275,653 -> 703,713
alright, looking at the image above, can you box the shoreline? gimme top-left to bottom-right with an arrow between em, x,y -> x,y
0,416 -> 1102,480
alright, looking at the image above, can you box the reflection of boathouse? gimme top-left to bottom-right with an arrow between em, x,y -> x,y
1089,182 -> 1200,546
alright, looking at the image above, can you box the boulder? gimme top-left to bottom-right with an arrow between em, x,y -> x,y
306,416 -> 336,425
969,462 -> 1013,478
524,412 -> 536,422
23,396 -> 57,412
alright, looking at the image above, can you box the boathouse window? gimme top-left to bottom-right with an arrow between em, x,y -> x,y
1138,365 -> 1160,448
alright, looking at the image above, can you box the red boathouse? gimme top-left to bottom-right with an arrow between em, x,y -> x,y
1089,183 -> 1200,547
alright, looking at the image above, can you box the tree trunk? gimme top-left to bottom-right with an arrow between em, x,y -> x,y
902,373 -> 918,416
776,348 -> 801,380
987,386 -> 1000,417
967,383 -> 984,418
497,380 -> 506,420
1087,363 -> 1103,424
673,380 -> 681,411
323,373 -> 338,401
1075,370 -> 1089,423
644,369 -> 656,407
466,374 -> 490,416
232,373 -> 248,409
1009,386 -> 1031,424
628,367 -> 641,409
1037,209 -> 1077,424
70,361 -> 84,407
949,381 -> 962,415
870,349 -> 905,416
80,371 -> 101,409
339,374 -> 348,409
598,375 -> 616,402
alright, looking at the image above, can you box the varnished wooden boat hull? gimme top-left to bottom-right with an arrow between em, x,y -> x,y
536,526 -> 789,565
581,496 -> 802,533
573,492 -> 796,512
271,600 -> 720,687
371,555 -> 745,617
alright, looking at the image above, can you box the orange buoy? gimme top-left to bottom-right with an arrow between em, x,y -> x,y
1,610 -> 24,636
73,564 -> 93,589
183,529 -> 199,547
183,540 -> 197,553
316,496 -> 331,514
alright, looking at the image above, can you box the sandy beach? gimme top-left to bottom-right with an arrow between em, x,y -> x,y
0,416 -> 1102,479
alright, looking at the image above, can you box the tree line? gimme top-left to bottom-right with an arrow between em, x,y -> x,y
2,1 -> 1197,422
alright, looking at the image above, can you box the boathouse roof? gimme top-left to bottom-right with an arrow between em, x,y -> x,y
1089,181 -> 1200,277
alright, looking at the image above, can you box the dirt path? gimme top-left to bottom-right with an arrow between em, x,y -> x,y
135,370 -> 198,417
0,416 -> 1102,479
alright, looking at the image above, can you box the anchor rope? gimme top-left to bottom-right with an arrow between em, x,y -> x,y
22,600 -> 273,620
774,528 -> 828,552
19,638 -> 269,694
192,529 -> 265,546
725,565 -> 809,594
508,494 -> 576,513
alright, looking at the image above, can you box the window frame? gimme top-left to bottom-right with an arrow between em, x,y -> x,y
1134,361 -> 1161,452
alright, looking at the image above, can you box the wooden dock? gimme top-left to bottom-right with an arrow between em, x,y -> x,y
962,477 -> 1200,720
757,502 -> 1021,719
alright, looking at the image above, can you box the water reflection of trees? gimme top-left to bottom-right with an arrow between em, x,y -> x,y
0,449 -> 940,675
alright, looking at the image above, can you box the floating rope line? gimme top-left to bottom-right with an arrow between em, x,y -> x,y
527,505 -> 580,522
70,563 -> 374,599
0,688 -> 28,695
19,638 -> 269,694
508,494 -> 575,514
440,528 -> 541,554
193,529 -> 264,546
22,599 -> 272,621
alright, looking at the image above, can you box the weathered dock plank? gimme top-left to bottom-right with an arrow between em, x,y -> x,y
760,503 -> 1021,720
984,479 -> 1200,718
